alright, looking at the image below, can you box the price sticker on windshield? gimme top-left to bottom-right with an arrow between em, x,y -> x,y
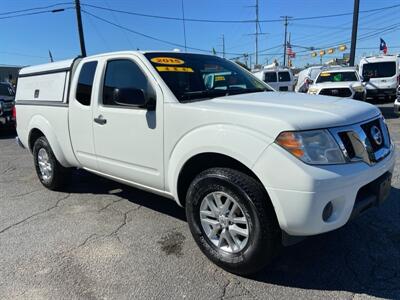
156,66 -> 194,72
151,57 -> 185,65
320,72 -> 331,77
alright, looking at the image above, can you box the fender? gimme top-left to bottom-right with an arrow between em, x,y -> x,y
167,124 -> 274,201
28,115 -> 73,168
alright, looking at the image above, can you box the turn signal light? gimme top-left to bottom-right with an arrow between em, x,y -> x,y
276,132 -> 304,158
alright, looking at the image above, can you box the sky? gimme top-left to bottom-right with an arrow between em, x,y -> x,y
1,0 -> 399,68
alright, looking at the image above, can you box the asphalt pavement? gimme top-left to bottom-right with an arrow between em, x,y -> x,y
0,103 -> 399,300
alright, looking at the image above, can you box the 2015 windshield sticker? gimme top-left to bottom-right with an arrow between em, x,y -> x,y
215,76 -> 225,81
151,57 -> 185,65
156,66 -> 194,72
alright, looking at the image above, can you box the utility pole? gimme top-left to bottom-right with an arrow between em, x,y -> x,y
181,0 -> 187,52
255,0 -> 259,66
349,0 -> 360,66
221,34 -> 226,58
281,16 -> 292,67
287,32 -> 291,67
74,0 -> 86,57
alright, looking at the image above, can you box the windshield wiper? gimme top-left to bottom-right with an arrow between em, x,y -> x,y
180,88 -> 269,102
180,90 -> 228,102
226,87 -> 269,95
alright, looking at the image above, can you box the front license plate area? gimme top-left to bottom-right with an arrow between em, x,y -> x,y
371,172 -> 392,204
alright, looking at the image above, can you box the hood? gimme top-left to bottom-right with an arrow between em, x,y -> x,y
312,81 -> 360,89
185,91 -> 380,132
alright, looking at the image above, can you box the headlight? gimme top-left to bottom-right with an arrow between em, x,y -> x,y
353,86 -> 365,93
308,87 -> 319,95
275,130 -> 346,165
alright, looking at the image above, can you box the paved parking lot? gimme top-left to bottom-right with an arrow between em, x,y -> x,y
0,103 -> 399,300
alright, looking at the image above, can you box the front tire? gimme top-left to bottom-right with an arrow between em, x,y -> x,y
33,136 -> 70,190
185,168 -> 281,275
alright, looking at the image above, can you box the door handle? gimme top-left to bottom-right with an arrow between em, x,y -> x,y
94,115 -> 107,125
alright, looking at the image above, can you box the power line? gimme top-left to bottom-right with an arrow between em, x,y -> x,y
82,9 -> 244,56
0,2 -> 73,16
80,3 -> 400,24
0,7 -> 74,20
103,0 -> 135,49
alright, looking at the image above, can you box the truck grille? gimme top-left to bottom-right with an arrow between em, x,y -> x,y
329,117 -> 392,165
320,88 -> 352,97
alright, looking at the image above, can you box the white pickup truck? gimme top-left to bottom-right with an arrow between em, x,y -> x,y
15,51 -> 395,275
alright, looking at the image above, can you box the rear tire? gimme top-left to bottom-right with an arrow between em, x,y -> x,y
32,136 -> 70,190
185,167 -> 281,275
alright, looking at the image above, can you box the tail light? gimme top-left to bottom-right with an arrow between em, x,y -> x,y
12,105 -> 16,127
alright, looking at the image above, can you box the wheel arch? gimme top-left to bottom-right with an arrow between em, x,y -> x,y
27,115 -> 71,167
177,152 -> 264,206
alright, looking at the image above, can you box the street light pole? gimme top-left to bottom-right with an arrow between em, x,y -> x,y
349,0 -> 360,66
75,0 -> 87,57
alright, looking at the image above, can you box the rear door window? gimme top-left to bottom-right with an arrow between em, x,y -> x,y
278,71 -> 291,82
264,72 -> 277,83
76,61 -> 97,106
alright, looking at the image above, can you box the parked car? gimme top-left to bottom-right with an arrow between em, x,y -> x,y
0,82 -> 16,129
359,55 -> 400,100
15,51 -> 395,275
295,66 -> 327,93
394,86 -> 400,115
307,67 -> 366,100
253,67 -> 294,91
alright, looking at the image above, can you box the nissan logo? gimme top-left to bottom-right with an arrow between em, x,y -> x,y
370,125 -> 383,146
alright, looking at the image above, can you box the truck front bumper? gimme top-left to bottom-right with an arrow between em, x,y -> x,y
366,88 -> 397,99
253,142 -> 396,236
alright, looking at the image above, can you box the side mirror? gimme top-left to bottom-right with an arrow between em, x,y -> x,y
362,76 -> 370,83
112,87 -> 156,110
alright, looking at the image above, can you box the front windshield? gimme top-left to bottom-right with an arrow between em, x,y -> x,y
0,83 -> 14,96
316,71 -> 358,83
144,53 -> 272,102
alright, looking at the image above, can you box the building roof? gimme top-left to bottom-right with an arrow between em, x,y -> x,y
0,64 -> 22,68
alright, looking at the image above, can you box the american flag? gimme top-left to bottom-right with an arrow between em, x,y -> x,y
287,41 -> 296,58
380,38 -> 388,54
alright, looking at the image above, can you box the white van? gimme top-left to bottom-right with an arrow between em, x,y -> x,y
253,67 -> 294,91
359,55 -> 399,100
